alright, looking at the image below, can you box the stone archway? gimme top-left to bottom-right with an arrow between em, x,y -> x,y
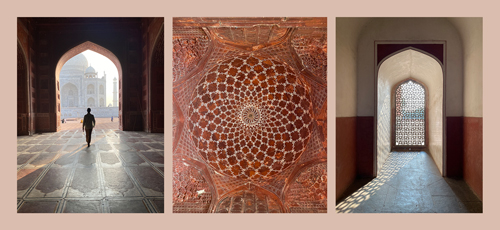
55,41 -> 123,130
377,48 -> 443,174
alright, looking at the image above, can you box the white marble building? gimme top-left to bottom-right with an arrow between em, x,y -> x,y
60,53 -> 118,119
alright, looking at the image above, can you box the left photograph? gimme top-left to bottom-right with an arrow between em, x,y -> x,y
17,18 -> 164,213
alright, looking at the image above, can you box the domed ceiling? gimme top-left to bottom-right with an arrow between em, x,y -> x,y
173,17 -> 327,213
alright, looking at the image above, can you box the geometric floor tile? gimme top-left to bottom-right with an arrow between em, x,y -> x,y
17,119 -> 164,213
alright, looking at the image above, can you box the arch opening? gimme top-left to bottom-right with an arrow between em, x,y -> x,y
377,48 -> 443,174
55,41 -> 122,130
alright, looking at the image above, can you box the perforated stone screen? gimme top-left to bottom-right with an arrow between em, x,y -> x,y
395,80 -> 425,146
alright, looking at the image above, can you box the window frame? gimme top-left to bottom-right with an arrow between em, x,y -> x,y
390,78 -> 429,152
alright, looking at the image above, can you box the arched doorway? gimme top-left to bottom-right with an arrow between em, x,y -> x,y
55,41 -> 123,130
377,48 -> 443,174
61,83 -> 78,107
87,98 -> 95,107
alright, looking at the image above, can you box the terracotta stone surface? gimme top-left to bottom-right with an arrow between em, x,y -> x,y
284,162 -> 327,213
336,117 -> 356,201
188,55 -> 314,181
463,117 -> 482,200
356,116 -> 374,177
173,17 -> 327,213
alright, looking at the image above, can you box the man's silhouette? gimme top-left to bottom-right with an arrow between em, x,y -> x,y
83,108 -> 96,147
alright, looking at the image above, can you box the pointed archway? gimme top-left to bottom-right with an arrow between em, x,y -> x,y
377,48 -> 444,175
55,41 -> 123,130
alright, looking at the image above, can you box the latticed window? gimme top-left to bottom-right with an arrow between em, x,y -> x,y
392,79 -> 426,150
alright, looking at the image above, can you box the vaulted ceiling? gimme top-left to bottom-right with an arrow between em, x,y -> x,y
173,17 -> 327,213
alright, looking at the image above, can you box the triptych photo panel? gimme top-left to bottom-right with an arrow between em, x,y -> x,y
16,17 -> 482,214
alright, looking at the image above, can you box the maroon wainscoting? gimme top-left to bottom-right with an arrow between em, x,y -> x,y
446,117 -> 464,177
336,117 -> 357,201
356,116 -> 374,177
464,117 -> 483,200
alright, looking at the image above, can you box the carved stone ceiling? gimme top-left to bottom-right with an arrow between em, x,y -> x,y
173,17 -> 327,213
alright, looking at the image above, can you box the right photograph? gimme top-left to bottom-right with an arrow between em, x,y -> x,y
336,17 -> 483,213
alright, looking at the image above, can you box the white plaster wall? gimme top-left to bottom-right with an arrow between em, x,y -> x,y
356,18 -> 463,117
448,18 -> 483,117
336,18 -> 370,117
378,50 -> 443,173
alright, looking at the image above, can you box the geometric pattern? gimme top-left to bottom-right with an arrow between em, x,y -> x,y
187,55 -> 314,181
214,187 -> 283,213
284,162 -> 327,213
17,126 -> 164,213
395,80 -> 425,146
172,159 -> 213,213
173,17 -> 327,213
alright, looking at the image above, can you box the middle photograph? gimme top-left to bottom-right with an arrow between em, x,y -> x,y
172,17 -> 327,213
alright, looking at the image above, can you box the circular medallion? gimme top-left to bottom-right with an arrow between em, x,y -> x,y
187,55 -> 313,180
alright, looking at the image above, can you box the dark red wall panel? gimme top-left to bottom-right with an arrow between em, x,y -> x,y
464,117 -> 482,200
356,116 -> 374,177
336,117 -> 356,201
446,117 -> 464,177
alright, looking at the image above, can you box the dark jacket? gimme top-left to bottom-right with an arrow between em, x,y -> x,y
83,113 -> 96,129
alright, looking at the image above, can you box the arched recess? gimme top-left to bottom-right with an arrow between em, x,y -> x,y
377,48 -> 443,174
283,161 -> 327,213
55,41 -> 123,130
61,83 -> 78,107
87,98 -> 95,107
213,185 -> 285,213
149,26 -> 164,133
17,40 -> 30,135
87,84 -> 95,94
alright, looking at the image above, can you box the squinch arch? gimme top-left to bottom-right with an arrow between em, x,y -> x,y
55,41 -> 123,130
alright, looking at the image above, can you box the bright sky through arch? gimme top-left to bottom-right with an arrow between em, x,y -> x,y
81,50 -> 118,106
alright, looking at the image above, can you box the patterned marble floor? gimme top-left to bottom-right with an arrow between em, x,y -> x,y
336,152 -> 482,213
17,122 -> 164,213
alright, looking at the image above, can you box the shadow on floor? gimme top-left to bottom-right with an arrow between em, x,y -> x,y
336,152 -> 482,213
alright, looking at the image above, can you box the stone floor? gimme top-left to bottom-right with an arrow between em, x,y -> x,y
17,119 -> 164,213
336,151 -> 482,213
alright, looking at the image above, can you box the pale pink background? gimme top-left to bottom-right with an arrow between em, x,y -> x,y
2,0 -> 497,229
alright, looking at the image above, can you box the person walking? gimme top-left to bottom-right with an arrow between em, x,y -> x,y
83,108 -> 96,147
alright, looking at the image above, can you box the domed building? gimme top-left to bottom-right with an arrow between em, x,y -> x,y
59,53 -> 118,119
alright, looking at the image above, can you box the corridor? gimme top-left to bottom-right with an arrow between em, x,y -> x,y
17,120 -> 164,213
336,152 -> 482,213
